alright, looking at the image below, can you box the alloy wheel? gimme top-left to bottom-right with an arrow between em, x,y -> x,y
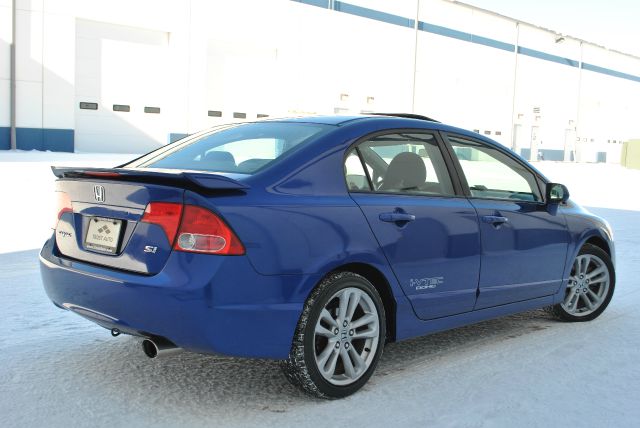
561,253 -> 610,317
313,287 -> 380,386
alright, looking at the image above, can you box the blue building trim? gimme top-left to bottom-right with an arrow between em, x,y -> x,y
581,62 -> 640,83
517,46 -> 579,67
334,1 -> 415,28
0,127 -> 9,150
292,0 -> 329,8
419,22 -> 514,52
292,0 -> 640,84
0,127 -> 74,152
43,129 -> 75,152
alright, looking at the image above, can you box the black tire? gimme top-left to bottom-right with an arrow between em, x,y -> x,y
280,271 -> 386,399
549,243 -> 615,322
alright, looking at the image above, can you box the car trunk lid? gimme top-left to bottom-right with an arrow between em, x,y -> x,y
52,167 -> 248,274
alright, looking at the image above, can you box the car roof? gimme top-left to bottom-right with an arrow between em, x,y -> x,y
262,114 -> 550,181
266,114 -> 455,130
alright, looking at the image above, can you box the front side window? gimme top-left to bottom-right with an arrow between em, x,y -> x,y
127,122 -> 332,174
447,135 -> 542,202
346,133 -> 455,196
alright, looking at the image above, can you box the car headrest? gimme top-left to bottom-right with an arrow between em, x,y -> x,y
236,158 -> 271,172
203,151 -> 236,169
380,152 -> 426,191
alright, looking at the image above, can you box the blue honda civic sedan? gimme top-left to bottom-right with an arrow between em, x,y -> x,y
40,114 -> 615,398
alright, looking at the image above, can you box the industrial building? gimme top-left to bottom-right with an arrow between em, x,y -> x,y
1,0 -> 639,162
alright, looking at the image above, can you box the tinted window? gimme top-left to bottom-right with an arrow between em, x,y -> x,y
349,133 -> 455,196
345,149 -> 372,191
129,122 -> 332,174
448,136 -> 541,202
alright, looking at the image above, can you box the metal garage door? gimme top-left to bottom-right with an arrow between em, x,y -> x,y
75,20 -> 169,153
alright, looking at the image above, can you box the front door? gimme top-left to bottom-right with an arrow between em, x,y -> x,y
345,132 -> 481,320
445,134 -> 570,309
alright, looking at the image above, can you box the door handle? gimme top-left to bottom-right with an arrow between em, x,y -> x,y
379,212 -> 416,223
481,215 -> 509,224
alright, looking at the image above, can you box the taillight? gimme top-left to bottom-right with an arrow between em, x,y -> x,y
54,192 -> 73,228
174,205 -> 245,255
141,202 -> 184,245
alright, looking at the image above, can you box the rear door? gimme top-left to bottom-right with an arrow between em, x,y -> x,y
347,131 -> 481,320
444,134 -> 570,309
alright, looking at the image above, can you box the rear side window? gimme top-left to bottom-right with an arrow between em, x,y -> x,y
344,150 -> 372,191
346,133 -> 455,196
130,122 -> 331,174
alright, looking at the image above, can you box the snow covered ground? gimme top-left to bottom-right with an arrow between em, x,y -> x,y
1,152 -> 639,427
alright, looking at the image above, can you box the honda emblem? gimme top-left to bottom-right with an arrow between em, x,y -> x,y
93,185 -> 105,203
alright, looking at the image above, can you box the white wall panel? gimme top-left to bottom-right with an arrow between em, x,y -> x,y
42,13 -> 74,129
0,80 -> 9,126
0,4 -> 9,127
16,80 -> 42,127
0,5 -> 11,81
15,9 -> 42,82
414,32 -> 514,137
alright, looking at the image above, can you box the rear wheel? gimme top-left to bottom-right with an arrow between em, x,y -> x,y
550,244 -> 615,321
281,271 -> 386,399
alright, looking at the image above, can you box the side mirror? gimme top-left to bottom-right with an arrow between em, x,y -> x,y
546,183 -> 569,204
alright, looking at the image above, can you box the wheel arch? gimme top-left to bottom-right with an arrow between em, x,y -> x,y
584,235 -> 611,257
326,262 -> 397,343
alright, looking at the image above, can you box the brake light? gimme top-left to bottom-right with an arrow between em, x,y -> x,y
83,171 -> 121,178
141,202 -> 183,245
174,205 -> 245,255
54,192 -> 73,228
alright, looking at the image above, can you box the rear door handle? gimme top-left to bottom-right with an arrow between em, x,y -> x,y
481,215 -> 509,224
379,212 -> 416,223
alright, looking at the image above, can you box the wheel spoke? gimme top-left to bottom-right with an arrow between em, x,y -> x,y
317,342 -> 335,368
588,270 -> 609,284
581,255 -> 592,276
346,292 -> 361,321
337,289 -> 352,322
340,347 -> 356,379
319,308 -> 338,329
351,313 -> 376,329
564,288 -> 577,310
324,347 -> 340,377
315,323 -> 335,338
348,346 -> 366,372
586,266 -> 605,281
587,289 -> 602,305
352,326 -> 378,340
580,293 -> 594,310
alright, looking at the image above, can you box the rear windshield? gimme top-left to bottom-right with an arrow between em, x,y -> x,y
127,122 -> 332,174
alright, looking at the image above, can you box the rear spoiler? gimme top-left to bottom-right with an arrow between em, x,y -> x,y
51,167 -> 250,191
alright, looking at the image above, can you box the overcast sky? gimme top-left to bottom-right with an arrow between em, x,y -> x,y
461,0 -> 640,57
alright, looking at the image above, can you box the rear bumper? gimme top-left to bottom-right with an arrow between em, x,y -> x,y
39,237 -> 319,359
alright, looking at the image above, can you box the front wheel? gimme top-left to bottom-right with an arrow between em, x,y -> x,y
550,243 -> 615,321
280,271 -> 386,399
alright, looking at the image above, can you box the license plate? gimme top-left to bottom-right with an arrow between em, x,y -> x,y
85,217 -> 123,254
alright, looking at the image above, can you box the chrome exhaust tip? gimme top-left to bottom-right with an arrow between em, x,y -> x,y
142,337 -> 181,358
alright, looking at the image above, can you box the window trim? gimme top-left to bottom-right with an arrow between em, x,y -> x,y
343,128 -> 465,198
440,131 -> 546,204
